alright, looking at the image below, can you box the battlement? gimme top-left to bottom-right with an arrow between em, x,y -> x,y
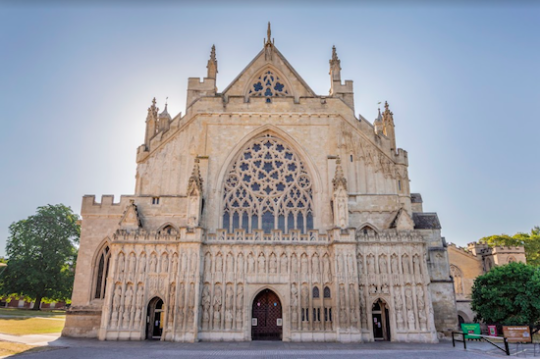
81,195 -> 188,217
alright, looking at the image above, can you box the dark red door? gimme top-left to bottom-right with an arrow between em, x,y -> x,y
251,289 -> 282,340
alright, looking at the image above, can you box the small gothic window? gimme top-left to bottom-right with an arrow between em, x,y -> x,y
222,134 -> 314,233
159,225 -> 176,235
398,180 -> 402,191
152,197 -> 160,205
248,70 -> 289,98
508,256 -> 516,263
350,154 -> 353,162
94,245 -> 111,299
312,286 -> 320,298
323,286 -> 331,298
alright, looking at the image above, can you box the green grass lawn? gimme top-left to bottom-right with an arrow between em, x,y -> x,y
0,308 -> 66,335
0,308 -> 65,318
0,317 -> 65,335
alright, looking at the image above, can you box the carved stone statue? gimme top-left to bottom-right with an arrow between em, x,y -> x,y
248,254 -> 255,273
213,285 -> 222,329
149,254 -> 157,273
258,254 -> 266,273
418,309 -> 427,331
291,283 -> 298,307
367,255 -> 375,274
391,255 -> 399,274
301,285 -> 309,307
312,256 -> 320,281
237,254 -> 244,274
236,285 -> 244,308
379,255 -> 387,274
357,255 -> 363,275
215,255 -> 223,273
161,254 -> 169,273
323,255 -> 332,283
269,254 -> 277,274
417,287 -> 425,309
226,285 -> 234,310
407,310 -> 415,330
280,254 -> 288,274
413,255 -> 421,277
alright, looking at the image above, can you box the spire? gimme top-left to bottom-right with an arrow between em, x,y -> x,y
264,22 -> 274,61
147,97 -> 158,120
207,44 -> 218,79
265,21 -> 273,45
329,45 -> 342,84
381,100 -> 397,152
332,156 -> 347,191
374,107 -> 384,135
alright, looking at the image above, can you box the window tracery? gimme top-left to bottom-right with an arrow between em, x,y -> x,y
248,70 -> 289,98
94,245 -> 111,299
222,134 -> 314,234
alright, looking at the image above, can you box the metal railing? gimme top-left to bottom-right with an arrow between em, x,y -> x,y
452,331 -> 510,356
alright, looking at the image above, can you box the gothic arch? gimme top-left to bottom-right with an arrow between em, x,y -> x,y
242,65 -> 296,101
215,126 -> 323,231
91,238 -> 111,301
357,223 -> 380,235
158,223 -> 178,235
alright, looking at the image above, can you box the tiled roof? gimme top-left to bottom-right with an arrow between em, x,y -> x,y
411,193 -> 423,203
412,212 -> 441,230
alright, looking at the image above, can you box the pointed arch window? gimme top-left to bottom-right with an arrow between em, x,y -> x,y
222,134 -> 314,233
248,70 -> 289,98
94,245 -> 111,299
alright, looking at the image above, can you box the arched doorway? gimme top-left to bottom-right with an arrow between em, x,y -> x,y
372,299 -> 391,341
146,297 -> 164,340
251,289 -> 282,340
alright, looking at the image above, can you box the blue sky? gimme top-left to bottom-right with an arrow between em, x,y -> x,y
0,2 -> 538,256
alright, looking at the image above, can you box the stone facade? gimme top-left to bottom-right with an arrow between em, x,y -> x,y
63,25 -> 458,342
447,242 -> 526,324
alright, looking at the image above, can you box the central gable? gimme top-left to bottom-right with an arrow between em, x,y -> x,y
222,47 -> 317,100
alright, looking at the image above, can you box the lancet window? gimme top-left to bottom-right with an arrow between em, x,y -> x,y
94,245 -> 111,299
222,134 -> 314,234
248,70 -> 289,98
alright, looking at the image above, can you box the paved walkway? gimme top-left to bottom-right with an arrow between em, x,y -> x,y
1,337 -> 527,358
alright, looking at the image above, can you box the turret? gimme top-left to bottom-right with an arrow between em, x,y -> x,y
144,97 -> 158,148
328,46 -> 354,112
157,100 -> 172,133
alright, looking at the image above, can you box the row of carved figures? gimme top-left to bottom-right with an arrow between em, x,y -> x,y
115,250 -> 199,282
107,281 -> 197,332
201,283 -> 243,331
202,250 -> 425,285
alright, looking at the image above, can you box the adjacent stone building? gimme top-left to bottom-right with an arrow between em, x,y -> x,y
63,25 -> 458,342
448,242 -> 526,324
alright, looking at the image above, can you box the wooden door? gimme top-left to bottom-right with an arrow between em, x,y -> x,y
251,289 -> 282,340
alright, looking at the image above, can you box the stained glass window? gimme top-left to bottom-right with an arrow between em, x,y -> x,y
222,134 -> 314,233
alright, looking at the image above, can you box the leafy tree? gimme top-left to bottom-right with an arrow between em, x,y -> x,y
479,226 -> 540,267
1,204 -> 79,310
471,262 -> 540,325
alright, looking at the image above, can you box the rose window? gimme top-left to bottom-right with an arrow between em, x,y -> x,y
248,70 -> 289,99
222,134 -> 313,234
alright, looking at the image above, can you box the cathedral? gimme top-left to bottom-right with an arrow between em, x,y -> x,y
63,24 -> 458,343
